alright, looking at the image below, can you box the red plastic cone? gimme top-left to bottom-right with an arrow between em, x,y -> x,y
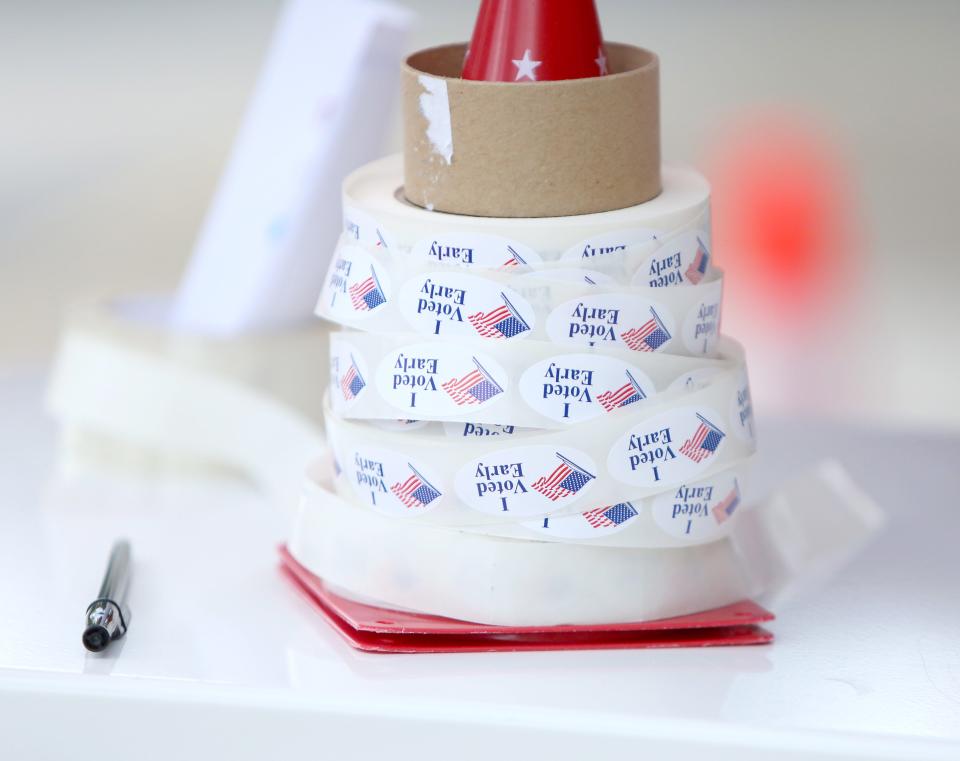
461,0 -> 608,82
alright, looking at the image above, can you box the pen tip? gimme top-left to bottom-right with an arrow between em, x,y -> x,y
82,625 -> 110,653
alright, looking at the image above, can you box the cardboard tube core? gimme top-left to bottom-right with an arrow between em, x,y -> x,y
402,42 -> 661,218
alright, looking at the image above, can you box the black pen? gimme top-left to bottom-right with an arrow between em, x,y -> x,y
82,540 -> 131,653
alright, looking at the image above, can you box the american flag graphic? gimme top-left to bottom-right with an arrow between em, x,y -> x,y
348,266 -> 386,311
679,414 -> 726,463
582,502 -> 638,528
621,308 -> 671,352
339,356 -> 365,401
467,293 -> 531,338
441,358 -> 503,406
531,453 -> 595,502
684,238 -> 710,284
712,481 -> 741,524
597,370 -> 647,412
500,245 -> 529,269
389,464 -> 442,508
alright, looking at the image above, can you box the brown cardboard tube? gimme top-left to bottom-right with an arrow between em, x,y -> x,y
402,42 -> 661,219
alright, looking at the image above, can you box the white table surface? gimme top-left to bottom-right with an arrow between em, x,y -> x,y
0,367 -> 957,760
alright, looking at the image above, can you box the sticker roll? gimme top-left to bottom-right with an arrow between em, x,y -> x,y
290,457 -> 883,626
341,154 -> 711,267
329,331 -> 754,430
324,357 -> 756,528
335,214 -> 716,287
456,461 -> 751,549
46,298 -> 327,499
331,449 -> 752,549
317,239 -> 723,355
291,459 -> 753,626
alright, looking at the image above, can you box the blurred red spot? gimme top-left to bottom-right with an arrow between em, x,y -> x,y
707,114 -> 856,316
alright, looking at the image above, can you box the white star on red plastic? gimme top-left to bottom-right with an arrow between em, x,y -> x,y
595,47 -> 608,75
512,49 -> 542,81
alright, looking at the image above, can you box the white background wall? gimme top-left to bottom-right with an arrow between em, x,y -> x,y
1,0 -> 957,428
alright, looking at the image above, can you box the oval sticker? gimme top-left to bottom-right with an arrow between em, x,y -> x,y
455,445 -> 598,516
546,294 -> 676,352
607,406 -> 728,487
631,230 -> 712,288
682,279 -> 723,356
651,471 -> 743,542
398,271 -> 536,339
319,244 -> 391,322
729,368 -> 756,445
329,336 -> 370,411
343,205 -> 395,252
561,228 -> 660,263
343,445 -> 446,517
442,422 -> 521,439
519,353 -> 655,424
376,343 -> 510,416
410,233 -> 542,270
522,500 -> 642,540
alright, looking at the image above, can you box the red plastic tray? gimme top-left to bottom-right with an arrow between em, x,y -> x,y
279,545 -> 774,653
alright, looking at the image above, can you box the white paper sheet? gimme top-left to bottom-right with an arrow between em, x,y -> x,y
171,0 -> 412,335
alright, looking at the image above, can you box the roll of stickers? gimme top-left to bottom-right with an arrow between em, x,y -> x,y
329,422 -> 752,547
290,457 -> 883,626
328,332 -> 749,428
294,457 -> 751,626
315,156 -> 758,539
448,464 -> 750,548
47,298 -> 327,500
294,152 -> 819,625
318,238 -> 723,355
323,327 -> 756,545
324,358 -> 754,518
340,154 -> 712,270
